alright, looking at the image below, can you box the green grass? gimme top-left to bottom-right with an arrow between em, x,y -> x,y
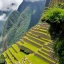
26,33 -> 49,45
24,36 -> 42,47
9,47 -> 24,61
27,54 -> 49,64
36,52 -> 55,64
28,31 -> 52,42
6,50 -> 17,63
31,29 -> 50,37
3,52 -> 7,58
12,44 -> 20,53
17,41 -> 39,52
3,23 -> 57,64
5,58 -> 12,64
39,49 -> 50,57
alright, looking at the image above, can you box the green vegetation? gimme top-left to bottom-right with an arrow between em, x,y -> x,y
0,55 -> 5,64
42,7 -> 64,39
42,5 -> 64,64
3,23 -> 57,64
58,3 -> 64,9
3,1 -> 64,64
54,38 -> 64,64
3,11 -> 20,37
7,7 -> 32,46
42,8 -> 64,24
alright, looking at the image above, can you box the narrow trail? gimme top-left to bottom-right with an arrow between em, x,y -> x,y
3,35 -> 8,52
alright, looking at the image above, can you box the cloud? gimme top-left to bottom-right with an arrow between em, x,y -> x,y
0,0 -> 23,11
0,14 -> 6,21
25,0 -> 44,2
0,0 -> 23,21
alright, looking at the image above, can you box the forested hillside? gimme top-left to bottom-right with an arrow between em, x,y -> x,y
3,11 -> 20,36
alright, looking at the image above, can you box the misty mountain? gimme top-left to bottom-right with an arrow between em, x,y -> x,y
0,21 -> 4,35
2,0 -> 46,49
0,10 -> 12,35
18,0 -> 46,28
3,11 -> 20,36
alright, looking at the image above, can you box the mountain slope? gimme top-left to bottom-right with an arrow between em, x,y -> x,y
0,21 -> 4,35
18,0 -> 46,28
3,11 -> 20,36
7,7 -> 33,46
3,23 -> 57,64
0,10 -> 12,35
3,0 -> 46,49
45,0 -> 50,7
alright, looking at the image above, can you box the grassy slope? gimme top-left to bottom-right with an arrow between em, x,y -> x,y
7,7 -> 33,47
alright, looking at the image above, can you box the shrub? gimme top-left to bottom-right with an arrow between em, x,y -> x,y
54,38 -> 64,64
58,3 -> 64,9
42,7 -> 64,24
0,55 -> 5,64
42,7 -> 64,64
42,7 -> 64,39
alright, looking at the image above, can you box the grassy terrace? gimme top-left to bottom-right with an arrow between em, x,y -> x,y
3,52 -> 12,64
27,54 -> 49,64
3,23 -> 57,64
12,44 -> 20,53
26,33 -> 50,45
17,41 -> 39,52
28,32 -> 52,42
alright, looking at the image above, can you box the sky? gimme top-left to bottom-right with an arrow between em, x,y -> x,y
0,0 -> 44,11
0,0 -> 23,21
0,0 -> 23,11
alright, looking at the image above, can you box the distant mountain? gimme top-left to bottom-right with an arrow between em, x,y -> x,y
7,8 -> 33,46
18,0 -> 46,28
0,21 -> 4,35
3,11 -> 20,36
0,11 -> 11,16
45,0 -> 50,7
2,0 -> 46,49
0,10 -> 11,35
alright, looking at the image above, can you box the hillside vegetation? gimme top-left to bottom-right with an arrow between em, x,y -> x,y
3,11 -> 20,37
3,23 -> 58,64
42,3 -> 64,64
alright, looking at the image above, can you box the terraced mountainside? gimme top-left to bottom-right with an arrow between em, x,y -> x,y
3,23 -> 58,64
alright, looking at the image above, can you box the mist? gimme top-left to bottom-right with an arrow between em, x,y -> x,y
25,0 -> 45,2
